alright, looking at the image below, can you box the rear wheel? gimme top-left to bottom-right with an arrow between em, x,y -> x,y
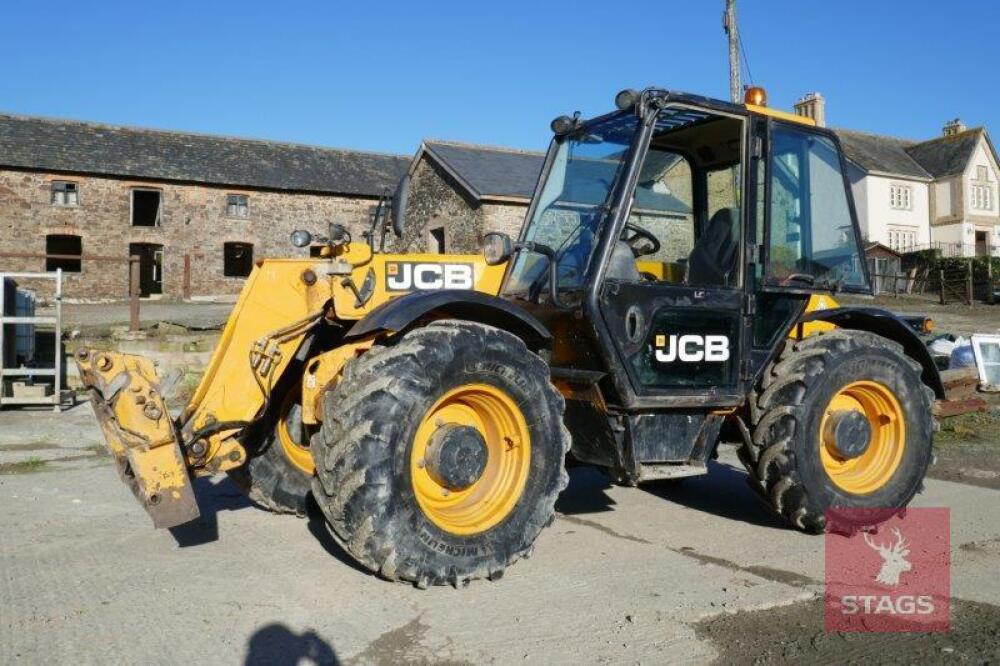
227,386 -> 315,515
740,330 -> 934,533
311,320 -> 570,587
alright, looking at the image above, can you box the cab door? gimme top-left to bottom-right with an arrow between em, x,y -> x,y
596,109 -> 748,408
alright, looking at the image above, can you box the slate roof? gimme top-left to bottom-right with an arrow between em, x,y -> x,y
835,127 -> 989,181
834,130 -> 929,179
423,141 -> 544,200
0,113 -> 410,197
422,140 -> 690,214
903,129 -> 983,178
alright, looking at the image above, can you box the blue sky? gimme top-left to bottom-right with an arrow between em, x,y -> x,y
2,1 -> 996,155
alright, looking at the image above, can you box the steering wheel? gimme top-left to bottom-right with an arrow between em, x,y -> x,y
622,222 -> 660,258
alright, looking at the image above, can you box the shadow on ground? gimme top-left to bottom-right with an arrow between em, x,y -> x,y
168,475 -> 253,547
642,458 -> 788,530
304,494 -> 376,577
244,623 -> 339,666
556,453 -> 787,531
169,447 -> 787,551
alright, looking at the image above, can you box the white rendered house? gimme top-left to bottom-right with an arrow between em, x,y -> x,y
794,94 -> 1000,257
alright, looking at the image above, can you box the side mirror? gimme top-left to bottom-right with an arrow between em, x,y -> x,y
290,229 -> 313,247
389,174 -> 410,239
328,223 -> 350,245
483,232 -> 513,266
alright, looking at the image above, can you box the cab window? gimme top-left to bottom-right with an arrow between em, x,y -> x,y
617,111 -> 744,288
766,125 -> 867,289
626,153 -> 694,282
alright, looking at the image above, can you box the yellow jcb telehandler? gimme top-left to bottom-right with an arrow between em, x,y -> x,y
78,86 -> 943,587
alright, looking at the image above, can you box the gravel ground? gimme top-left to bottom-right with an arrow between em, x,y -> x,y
1,404 -> 999,664
37,301 -> 234,334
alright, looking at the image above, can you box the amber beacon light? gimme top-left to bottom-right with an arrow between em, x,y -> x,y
744,86 -> 767,106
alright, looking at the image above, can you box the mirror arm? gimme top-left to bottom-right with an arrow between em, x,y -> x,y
517,241 -> 567,309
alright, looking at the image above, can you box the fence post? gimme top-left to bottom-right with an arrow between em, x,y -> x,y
966,258 -> 974,306
939,268 -> 946,305
129,256 -> 140,332
183,254 -> 192,301
988,244 -> 996,305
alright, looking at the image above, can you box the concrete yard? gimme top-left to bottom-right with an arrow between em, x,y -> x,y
1,404 -> 999,664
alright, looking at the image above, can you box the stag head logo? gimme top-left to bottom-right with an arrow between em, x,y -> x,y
863,527 -> 912,586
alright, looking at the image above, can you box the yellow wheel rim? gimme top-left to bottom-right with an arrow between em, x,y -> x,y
410,384 -> 531,536
819,380 -> 905,495
277,389 -> 315,476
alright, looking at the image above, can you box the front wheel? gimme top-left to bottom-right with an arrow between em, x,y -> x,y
740,330 -> 934,533
227,386 -> 315,515
311,320 -> 570,587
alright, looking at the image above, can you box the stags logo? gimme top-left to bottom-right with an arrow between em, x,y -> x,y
385,262 -> 474,291
863,528 -> 912,586
825,508 -> 950,633
653,333 -> 730,363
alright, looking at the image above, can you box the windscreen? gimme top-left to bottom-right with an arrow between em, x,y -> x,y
505,114 -> 639,296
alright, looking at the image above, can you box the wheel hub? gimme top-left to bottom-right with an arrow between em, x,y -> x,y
424,424 -> 489,491
823,409 -> 872,460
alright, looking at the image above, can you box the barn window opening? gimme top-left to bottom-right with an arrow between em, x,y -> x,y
45,234 -> 82,273
131,189 -> 162,226
223,242 -> 254,277
226,194 -> 249,218
430,227 -> 446,254
51,181 -> 79,206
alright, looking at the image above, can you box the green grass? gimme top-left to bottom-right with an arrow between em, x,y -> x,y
936,409 -> 1000,447
85,444 -> 111,458
0,457 -> 48,475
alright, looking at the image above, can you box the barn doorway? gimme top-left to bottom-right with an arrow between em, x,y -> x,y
128,243 -> 164,297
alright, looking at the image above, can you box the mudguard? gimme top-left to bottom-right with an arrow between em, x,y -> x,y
798,306 -> 945,399
345,289 -> 551,348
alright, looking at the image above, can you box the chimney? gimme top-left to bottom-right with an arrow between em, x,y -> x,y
943,118 -> 967,137
794,92 -> 826,127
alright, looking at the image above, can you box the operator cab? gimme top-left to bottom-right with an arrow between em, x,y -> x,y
488,87 -> 869,413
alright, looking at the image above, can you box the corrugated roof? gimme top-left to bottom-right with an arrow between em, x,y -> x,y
0,113 -> 410,197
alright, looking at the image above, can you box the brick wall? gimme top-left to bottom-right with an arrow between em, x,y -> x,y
0,168 -> 380,300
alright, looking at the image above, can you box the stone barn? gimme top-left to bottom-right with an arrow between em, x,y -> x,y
0,113 -> 409,300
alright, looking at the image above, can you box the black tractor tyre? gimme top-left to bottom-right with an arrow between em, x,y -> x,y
310,320 -> 571,587
739,329 -> 935,534
227,390 -> 313,516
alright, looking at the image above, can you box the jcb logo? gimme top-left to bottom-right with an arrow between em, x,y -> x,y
386,262 -> 474,291
654,334 -> 730,363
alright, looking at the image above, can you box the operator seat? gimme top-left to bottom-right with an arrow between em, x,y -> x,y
686,207 -> 739,287
605,240 -> 641,281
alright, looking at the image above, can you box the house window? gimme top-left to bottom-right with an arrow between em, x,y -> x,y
131,189 -> 162,226
972,184 -> 993,211
45,234 -> 82,272
976,166 -> 989,182
223,242 -> 254,277
50,181 -> 79,206
226,194 -> 249,219
889,184 -> 912,210
888,227 -> 916,253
